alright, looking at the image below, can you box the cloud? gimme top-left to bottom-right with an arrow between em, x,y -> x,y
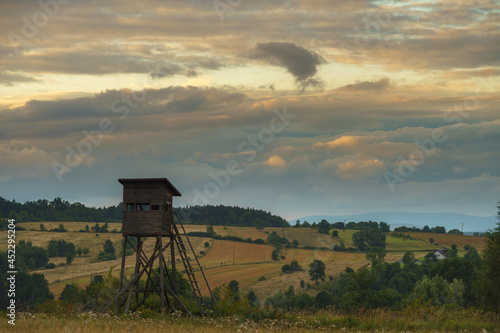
314,135 -> 364,149
453,166 -> 468,173
0,146 -> 60,181
335,154 -> 385,180
0,71 -> 39,86
248,42 -> 326,88
337,78 -> 391,91
265,155 -> 286,168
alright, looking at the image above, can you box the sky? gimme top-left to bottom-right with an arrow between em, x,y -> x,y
1,0 -> 499,220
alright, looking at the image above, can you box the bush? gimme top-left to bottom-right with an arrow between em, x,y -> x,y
48,239 -> 76,257
290,260 -> 302,271
65,251 -> 74,264
281,264 -> 291,273
97,240 -> 116,261
60,283 -> 84,303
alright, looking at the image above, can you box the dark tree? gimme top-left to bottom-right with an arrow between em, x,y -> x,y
318,219 -> 330,234
271,249 -> 280,262
103,240 -> 115,255
431,226 -> 446,234
366,246 -> 386,266
28,258 -> 36,270
228,280 -> 240,300
97,240 -> 116,261
448,244 -> 458,258
479,200 -> 500,312
309,259 -> 326,285
352,228 -> 386,251
379,222 -> 390,232
60,283 -> 84,303
290,260 -> 302,271
247,290 -> 258,306
402,251 -> 416,265
206,225 -> 215,237
281,264 -> 291,273
66,251 -> 74,264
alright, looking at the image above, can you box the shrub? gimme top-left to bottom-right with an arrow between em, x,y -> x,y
281,264 -> 291,273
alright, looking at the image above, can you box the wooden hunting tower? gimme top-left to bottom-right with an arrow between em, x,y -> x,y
101,178 -> 220,317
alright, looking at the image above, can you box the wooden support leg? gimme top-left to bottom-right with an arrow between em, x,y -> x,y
119,235 -> 127,291
158,235 -> 165,315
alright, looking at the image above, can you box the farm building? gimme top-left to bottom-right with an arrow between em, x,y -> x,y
433,248 -> 449,260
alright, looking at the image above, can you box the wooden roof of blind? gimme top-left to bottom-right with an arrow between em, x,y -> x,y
118,178 -> 182,196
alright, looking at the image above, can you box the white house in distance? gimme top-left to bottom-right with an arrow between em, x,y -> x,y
434,249 -> 449,260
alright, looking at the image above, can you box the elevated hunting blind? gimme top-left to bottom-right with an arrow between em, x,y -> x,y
101,178 -> 220,317
119,178 -> 181,236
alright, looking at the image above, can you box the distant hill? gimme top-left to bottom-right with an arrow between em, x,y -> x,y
291,212 -> 498,233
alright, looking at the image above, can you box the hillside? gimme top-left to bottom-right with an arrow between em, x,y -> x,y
0,222 -> 487,302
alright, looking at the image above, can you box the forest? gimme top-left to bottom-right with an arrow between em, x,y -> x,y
0,196 -> 289,227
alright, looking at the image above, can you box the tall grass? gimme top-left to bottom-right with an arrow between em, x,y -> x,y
2,306 -> 498,332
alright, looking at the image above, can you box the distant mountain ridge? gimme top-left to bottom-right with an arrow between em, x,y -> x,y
290,212 -> 498,233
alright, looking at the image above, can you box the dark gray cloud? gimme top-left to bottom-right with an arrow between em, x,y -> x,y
249,42 -> 326,87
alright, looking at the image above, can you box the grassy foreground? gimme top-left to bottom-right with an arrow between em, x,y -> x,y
2,307 -> 499,332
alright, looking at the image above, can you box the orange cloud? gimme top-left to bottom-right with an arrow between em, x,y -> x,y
265,155 -> 286,168
314,135 -> 362,149
336,155 -> 384,179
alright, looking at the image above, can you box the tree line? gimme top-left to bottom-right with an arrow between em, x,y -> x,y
176,205 -> 289,227
0,196 -> 289,228
0,196 -> 122,222
294,219 -> 391,232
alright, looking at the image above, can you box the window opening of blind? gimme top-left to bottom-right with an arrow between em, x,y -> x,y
136,203 -> 150,211
126,203 -> 134,212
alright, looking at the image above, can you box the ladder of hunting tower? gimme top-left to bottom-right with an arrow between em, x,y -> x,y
173,213 -> 221,317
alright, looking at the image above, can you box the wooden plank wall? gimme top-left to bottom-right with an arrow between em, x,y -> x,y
121,181 -> 174,235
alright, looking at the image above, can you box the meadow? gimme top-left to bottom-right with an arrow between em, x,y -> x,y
2,307 -> 498,332
0,222 -> 487,302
